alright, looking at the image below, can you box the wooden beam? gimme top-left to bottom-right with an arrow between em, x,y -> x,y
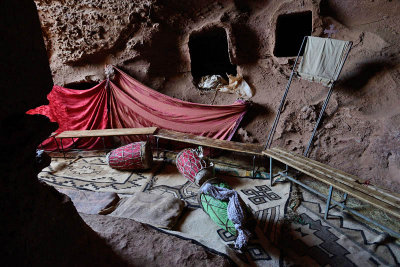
56,127 -> 157,138
154,129 -> 264,156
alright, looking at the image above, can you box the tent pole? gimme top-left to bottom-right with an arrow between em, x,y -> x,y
264,36 -> 307,150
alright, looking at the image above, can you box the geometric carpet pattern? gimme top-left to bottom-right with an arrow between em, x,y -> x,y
38,153 -> 156,195
38,153 -> 400,266
143,165 -> 400,266
280,189 -> 400,266
142,162 -> 290,266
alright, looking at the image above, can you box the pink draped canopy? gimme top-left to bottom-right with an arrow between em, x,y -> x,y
27,66 -> 248,150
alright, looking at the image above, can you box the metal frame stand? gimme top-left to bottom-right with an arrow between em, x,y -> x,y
265,37 -> 353,159
58,137 -> 82,158
156,137 -> 160,158
324,185 -> 334,220
269,157 -> 287,187
37,134 -> 61,154
303,41 -> 353,157
265,36 -> 307,150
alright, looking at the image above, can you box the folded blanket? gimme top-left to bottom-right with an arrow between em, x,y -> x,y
110,192 -> 185,229
57,188 -> 119,215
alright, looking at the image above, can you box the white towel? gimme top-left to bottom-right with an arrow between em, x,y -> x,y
297,36 -> 351,86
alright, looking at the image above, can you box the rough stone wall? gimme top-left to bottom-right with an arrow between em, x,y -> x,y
34,0 -> 400,191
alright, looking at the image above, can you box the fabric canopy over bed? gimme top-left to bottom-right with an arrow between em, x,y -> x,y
27,66 -> 248,150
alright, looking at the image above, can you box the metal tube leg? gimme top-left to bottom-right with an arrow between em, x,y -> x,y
341,193 -> 348,211
264,36 -> 307,150
304,86 -> 334,157
342,193 -> 348,203
252,155 -> 256,178
265,77 -> 294,149
53,137 -> 60,152
324,185 -> 333,220
60,138 -> 65,158
270,157 -> 273,186
102,137 -> 106,150
156,137 -> 160,158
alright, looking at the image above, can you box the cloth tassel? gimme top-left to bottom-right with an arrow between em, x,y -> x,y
201,183 -> 251,249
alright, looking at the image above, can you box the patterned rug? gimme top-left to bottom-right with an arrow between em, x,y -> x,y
141,162 -> 400,266
39,153 -> 400,266
279,188 -> 400,266
142,162 -> 290,266
38,152 -> 158,195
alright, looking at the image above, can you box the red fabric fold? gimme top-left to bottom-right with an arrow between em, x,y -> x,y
26,81 -> 109,150
109,67 -> 247,142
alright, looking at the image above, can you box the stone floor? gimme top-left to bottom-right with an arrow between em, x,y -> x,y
81,214 -> 233,266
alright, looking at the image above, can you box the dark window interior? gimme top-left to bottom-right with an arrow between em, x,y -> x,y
65,82 -> 98,90
189,27 -> 237,83
274,11 -> 312,57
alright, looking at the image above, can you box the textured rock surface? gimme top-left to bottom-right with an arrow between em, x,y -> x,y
81,214 -> 232,266
33,0 -> 400,191
37,0 -> 153,64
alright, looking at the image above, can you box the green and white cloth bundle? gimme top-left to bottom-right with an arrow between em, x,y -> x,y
198,178 -> 251,249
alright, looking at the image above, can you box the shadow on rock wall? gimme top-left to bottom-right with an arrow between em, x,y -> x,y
240,102 -> 272,128
231,23 -> 260,64
143,25 -> 181,77
338,60 -> 396,92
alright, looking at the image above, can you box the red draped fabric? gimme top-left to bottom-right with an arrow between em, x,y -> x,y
27,66 -> 247,150
26,81 -> 109,150
109,67 -> 247,142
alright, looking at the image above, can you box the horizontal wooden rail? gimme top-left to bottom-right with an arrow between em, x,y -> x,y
56,127 -> 157,139
154,129 -> 264,156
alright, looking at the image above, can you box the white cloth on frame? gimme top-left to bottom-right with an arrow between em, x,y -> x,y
297,36 -> 351,86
